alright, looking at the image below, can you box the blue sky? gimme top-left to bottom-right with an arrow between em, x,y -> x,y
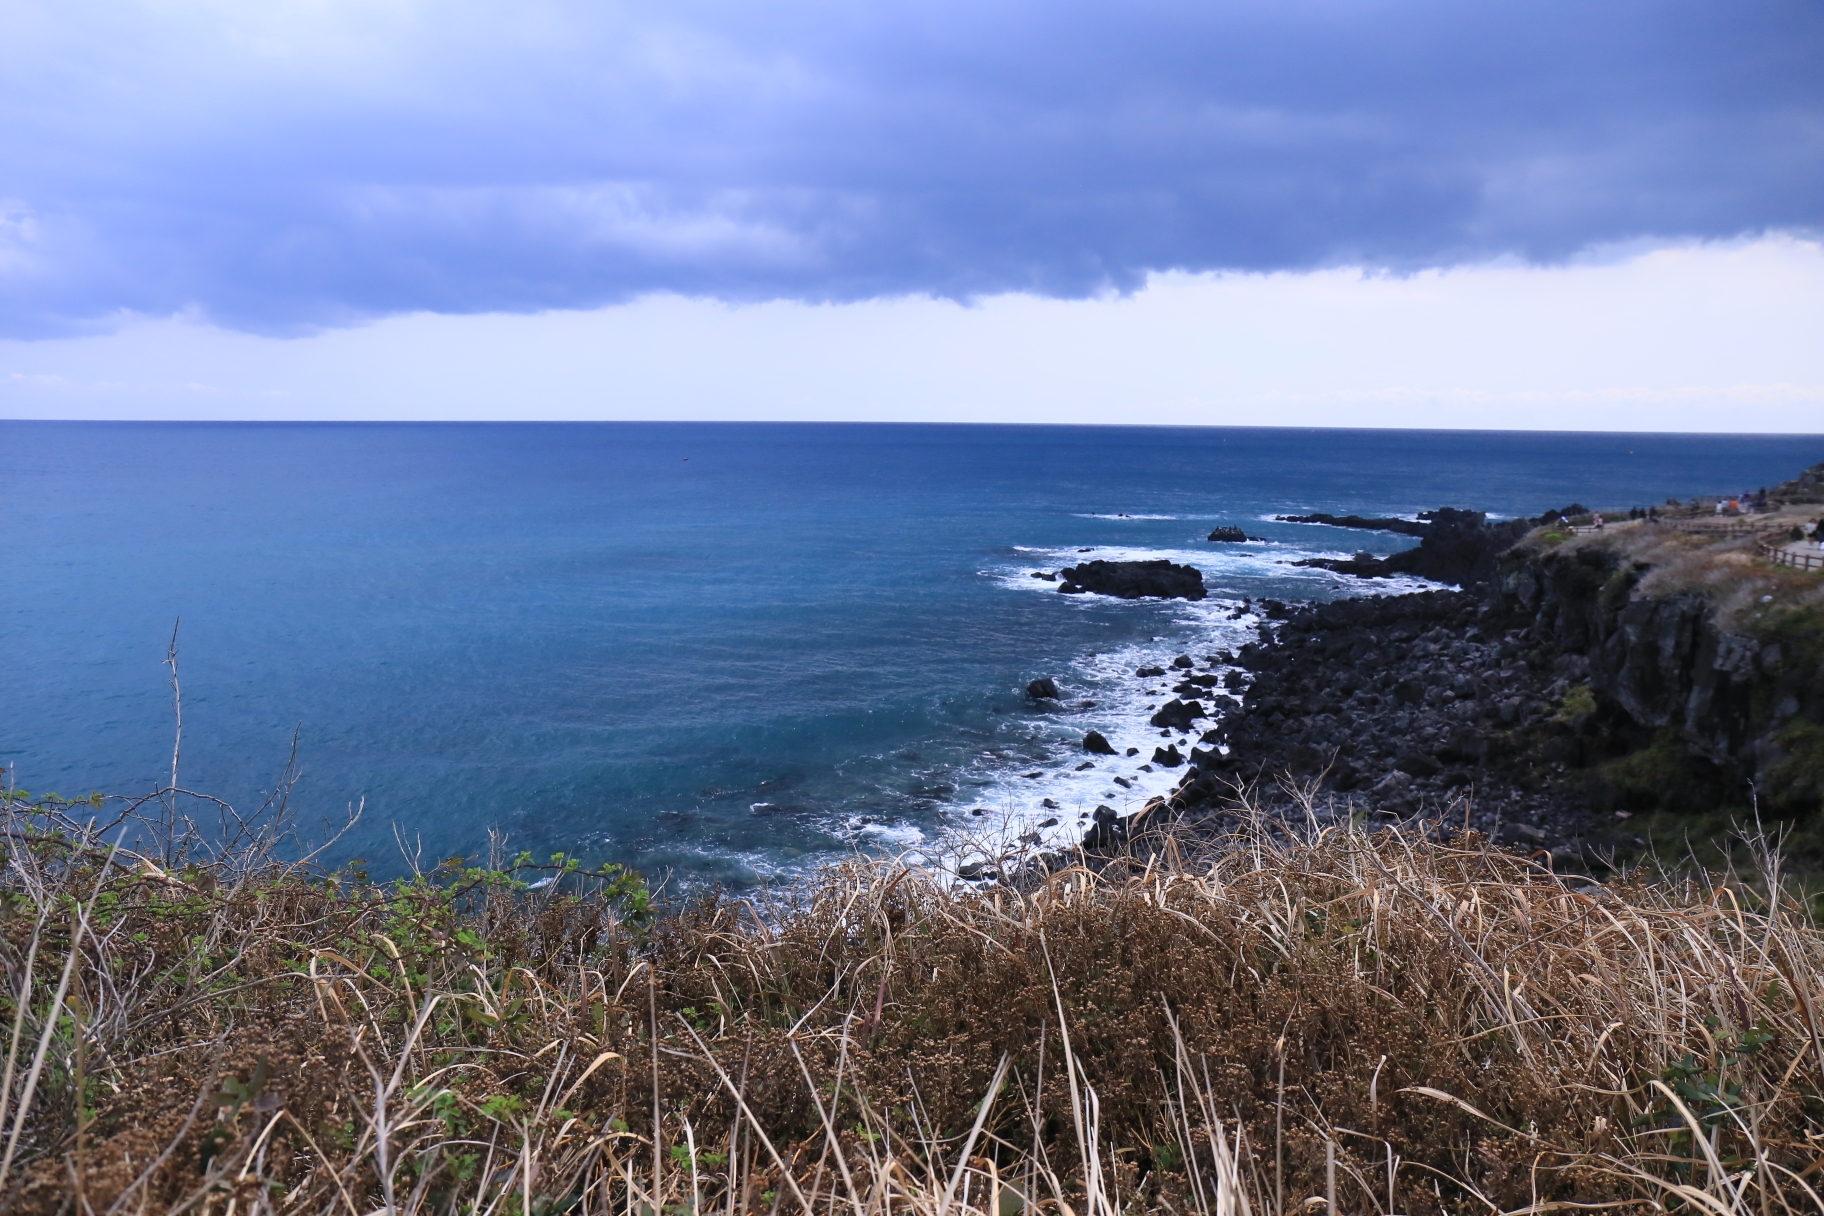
3,0 -> 1821,427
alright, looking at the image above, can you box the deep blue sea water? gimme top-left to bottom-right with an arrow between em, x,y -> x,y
3,422 -> 1813,884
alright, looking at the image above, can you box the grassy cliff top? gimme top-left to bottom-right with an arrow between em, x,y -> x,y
1516,511 -> 1824,635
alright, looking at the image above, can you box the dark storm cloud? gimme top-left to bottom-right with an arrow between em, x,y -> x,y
1,0 -> 1820,334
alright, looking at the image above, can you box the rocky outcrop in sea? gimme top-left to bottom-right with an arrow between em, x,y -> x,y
1290,508 -> 1531,587
1054,558 -> 1207,600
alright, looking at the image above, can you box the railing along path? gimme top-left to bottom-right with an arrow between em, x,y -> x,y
1555,514 -> 1822,572
1760,539 -> 1824,572
1664,518 -> 1790,538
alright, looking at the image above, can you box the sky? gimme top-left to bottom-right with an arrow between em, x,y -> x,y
3,0 -> 1822,429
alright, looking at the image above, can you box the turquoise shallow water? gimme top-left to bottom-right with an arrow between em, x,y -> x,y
3,422 -> 1810,883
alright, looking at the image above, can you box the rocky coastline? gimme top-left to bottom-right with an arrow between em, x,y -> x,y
1009,486 -> 1824,880
1122,587 -> 1605,858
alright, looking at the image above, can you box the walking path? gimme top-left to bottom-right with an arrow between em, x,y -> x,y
1559,505 -> 1824,575
1762,537 -> 1824,572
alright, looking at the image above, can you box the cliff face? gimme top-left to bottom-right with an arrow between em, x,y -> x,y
1104,517 -> 1821,868
1499,543 -> 1823,816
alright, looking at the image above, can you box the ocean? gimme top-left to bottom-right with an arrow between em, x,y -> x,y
3,422 -> 1810,885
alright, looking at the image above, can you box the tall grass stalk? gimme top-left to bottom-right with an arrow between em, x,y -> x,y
2,787 -> 1822,1214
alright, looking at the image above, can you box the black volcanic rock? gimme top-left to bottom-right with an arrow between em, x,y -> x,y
1289,507 -> 1529,589
1056,453 -> 1824,865
1082,730 -> 1118,755
1207,526 -> 1250,542
1395,751 -> 1443,778
1027,677 -> 1061,699
1150,699 -> 1206,730
1055,559 -> 1205,600
1094,585 -> 1607,865
1276,512 -> 1430,536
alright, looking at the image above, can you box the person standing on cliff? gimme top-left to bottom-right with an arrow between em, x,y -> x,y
1592,512 -> 1605,531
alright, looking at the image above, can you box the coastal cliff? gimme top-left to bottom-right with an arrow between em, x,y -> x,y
1497,527 -> 1823,820
1114,506 -> 1824,867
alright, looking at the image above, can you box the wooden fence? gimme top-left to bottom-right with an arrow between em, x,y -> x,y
1666,518 -> 1789,538
1554,519 -> 1819,568
1567,518 -> 1770,537
1759,540 -> 1824,572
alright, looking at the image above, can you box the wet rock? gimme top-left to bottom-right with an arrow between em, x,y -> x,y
1152,745 -> 1185,767
1172,654 -> 1195,668
1126,747 -> 1140,756
1275,512 -> 1430,536
1082,730 -> 1118,754
1055,559 -> 1207,600
1288,508 -> 1531,588
1083,804 -> 1123,847
1207,526 -> 1252,542
1150,699 -> 1207,730
1027,677 -> 1061,699
1136,665 -> 1167,677
1030,570 -> 1058,581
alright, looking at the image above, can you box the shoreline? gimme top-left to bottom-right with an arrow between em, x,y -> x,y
943,541 -> 1442,868
1000,470 -> 1824,881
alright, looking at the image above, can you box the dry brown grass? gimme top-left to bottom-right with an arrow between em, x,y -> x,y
1519,520 -> 1824,632
3,789 -> 1823,1215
